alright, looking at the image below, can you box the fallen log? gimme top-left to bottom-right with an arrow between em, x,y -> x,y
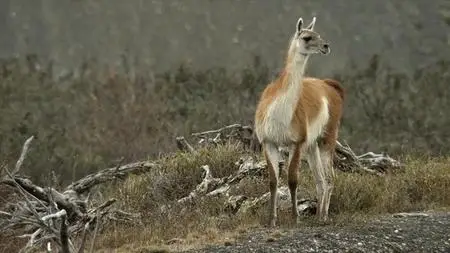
65,160 -> 158,195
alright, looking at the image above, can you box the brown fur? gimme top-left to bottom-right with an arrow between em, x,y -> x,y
255,76 -> 344,145
323,78 -> 345,101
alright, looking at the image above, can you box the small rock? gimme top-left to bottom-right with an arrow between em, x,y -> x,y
165,238 -> 184,245
266,237 -> 276,242
223,241 -> 233,246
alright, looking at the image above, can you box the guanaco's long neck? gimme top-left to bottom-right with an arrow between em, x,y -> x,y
277,49 -> 309,122
285,53 -> 308,98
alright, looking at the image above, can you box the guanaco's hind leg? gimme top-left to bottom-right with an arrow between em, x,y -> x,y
317,147 -> 334,221
263,142 -> 282,227
286,143 -> 302,222
318,136 -> 337,221
306,142 -> 328,221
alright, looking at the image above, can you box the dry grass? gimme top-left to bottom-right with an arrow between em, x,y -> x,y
111,142 -> 249,211
331,155 -> 450,215
93,145 -> 450,252
0,186 -> 28,253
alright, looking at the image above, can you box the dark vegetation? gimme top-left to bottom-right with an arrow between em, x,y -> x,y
0,54 -> 449,185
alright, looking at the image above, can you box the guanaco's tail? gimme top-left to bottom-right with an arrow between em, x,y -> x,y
323,79 -> 345,101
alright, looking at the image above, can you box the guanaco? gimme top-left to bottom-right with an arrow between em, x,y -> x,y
254,16 -> 344,227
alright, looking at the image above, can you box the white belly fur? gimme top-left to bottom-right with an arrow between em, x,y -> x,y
256,97 -> 330,149
305,97 -> 330,147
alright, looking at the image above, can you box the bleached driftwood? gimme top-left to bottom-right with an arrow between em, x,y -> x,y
65,160 -> 158,194
177,165 -> 223,204
235,186 -> 317,216
0,136 -> 147,252
191,123 -> 256,151
173,156 -> 317,217
176,156 -> 265,205
11,135 -> 34,176
334,140 -> 403,175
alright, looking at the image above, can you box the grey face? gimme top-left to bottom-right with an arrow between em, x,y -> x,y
293,17 -> 330,56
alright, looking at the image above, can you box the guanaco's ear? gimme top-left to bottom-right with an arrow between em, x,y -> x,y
305,16 -> 316,31
296,17 -> 303,32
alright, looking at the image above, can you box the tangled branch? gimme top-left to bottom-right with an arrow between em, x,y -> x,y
0,136 -> 145,252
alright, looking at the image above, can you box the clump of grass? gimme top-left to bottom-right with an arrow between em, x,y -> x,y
331,155 -> 450,215
97,145 -> 450,251
114,141 -> 244,212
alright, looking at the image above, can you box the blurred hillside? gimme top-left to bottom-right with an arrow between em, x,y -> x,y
0,1 -> 450,184
1,0 -> 450,75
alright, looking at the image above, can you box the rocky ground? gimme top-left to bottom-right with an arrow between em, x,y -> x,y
183,211 -> 450,253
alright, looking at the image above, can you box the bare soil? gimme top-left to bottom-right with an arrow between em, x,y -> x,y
183,211 -> 450,253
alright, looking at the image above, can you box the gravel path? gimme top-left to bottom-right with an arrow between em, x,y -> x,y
183,212 -> 450,253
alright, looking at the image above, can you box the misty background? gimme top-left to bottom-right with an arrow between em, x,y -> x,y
1,0 -> 449,75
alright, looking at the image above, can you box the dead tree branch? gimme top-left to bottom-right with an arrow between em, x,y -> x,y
177,156 -> 265,206
334,140 -> 403,175
66,161 -> 158,195
12,135 -> 34,175
177,165 -> 223,204
191,123 -> 255,149
60,213 -> 70,253
1,136 -> 144,252
176,136 -> 196,153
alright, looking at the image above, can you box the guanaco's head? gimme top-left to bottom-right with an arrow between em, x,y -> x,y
289,17 -> 330,57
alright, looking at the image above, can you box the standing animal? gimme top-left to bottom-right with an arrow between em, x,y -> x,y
254,16 -> 344,227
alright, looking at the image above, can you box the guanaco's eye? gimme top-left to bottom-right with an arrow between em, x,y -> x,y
303,36 -> 312,42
